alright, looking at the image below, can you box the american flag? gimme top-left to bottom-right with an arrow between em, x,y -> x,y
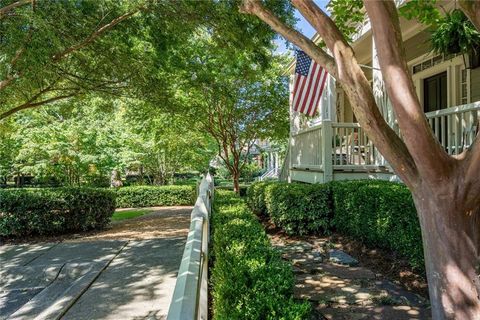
292,50 -> 328,117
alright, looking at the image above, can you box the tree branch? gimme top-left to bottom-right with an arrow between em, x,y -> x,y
239,0 -> 337,78
0,91 -> 79,120
459,0 -> 480,31
364,0 -> 454,182
52,9 -> 139,62
0,0 -> 32,19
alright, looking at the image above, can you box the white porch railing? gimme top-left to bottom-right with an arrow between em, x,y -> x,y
332,122 -> 386,170
290,124 -> 324,170
289,102 -> 480,180
425,102 -> 479,155
167,173 -> 213,320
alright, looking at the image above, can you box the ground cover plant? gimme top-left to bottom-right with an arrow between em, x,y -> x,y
111,209 -> 151,222
211,189 -> 311,320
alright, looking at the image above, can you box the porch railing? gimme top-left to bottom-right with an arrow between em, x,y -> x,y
167,173 -> 213,320
425,102 -> 479,155
288,101 -> 480,180
290,124 -> 324,170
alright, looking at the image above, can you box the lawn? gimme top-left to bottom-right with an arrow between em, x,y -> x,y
111,209 -> 151,222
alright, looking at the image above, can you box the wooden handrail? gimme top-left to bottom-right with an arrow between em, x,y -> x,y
425,102 -> 480,118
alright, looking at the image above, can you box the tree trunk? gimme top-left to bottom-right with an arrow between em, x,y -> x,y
413,186 -> 480,319
232,170 -> 240,194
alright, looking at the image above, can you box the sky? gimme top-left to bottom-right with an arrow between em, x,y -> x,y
275,0 -> 329,54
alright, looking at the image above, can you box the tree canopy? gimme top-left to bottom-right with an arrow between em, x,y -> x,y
0,0 -> 294,187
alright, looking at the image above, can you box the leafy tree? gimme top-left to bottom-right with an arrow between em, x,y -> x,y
124,101 -> 216,185
241,0 -> 480,318
175,33 -> 289,192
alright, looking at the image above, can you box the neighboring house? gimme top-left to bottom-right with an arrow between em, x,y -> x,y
281,1 -> 480,184
253,139 -> 282,180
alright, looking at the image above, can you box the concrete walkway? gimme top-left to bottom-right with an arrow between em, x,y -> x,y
0,207 -> 191,320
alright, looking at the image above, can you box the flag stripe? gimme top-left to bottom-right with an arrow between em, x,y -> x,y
304,65 -> 323,116
293,73 -> 308,112
308,69 -> 328,116
299,62 -> 319,114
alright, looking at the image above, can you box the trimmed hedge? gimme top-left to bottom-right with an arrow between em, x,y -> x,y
264,182 -> 332,236
247,180 -> 424,271
115,185 -> 195,208
330,180 -> 423,270
211,190 -> 311,320
0,188 -> 115,237
245,181 -> 274,214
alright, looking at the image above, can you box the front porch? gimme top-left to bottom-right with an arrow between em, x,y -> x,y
283,102 -> 480,184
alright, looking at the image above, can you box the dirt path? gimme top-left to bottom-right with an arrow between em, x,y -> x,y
263,220 -> 431,320
1,206 -> 193,245
76,206 -> 192,241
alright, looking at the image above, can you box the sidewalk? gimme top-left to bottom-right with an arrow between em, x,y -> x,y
0,207 -> 191,320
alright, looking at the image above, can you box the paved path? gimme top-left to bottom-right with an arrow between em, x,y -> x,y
0,206 -> 192,320
269,235 -> 431,320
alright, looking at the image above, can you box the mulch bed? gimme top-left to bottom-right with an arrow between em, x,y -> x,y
260,217 -> 429,298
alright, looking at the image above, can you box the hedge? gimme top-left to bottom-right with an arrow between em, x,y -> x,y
245,181 -> 275,214
0,188 -> 115,237
247,180 -> 424,271
264,182 -> 332,236
211,190 -> 311,320
115,185 -> 195,208
330,180 -> 423,270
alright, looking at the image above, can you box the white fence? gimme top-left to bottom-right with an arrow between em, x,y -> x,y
167,173 -> 213,320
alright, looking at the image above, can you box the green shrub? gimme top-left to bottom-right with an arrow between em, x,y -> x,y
249,179 -> 424,271
0,188 -> 115,237
264,182 -> 332,236
330,180 -> 423,270
246,181 -> 275,214
115,185 -> 195,208
211,190 -> 311,320
215,185 -> 248,197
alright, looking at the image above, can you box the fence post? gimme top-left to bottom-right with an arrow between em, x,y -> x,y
322,120 -> 333,182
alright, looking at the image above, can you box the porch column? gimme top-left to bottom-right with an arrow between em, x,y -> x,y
321,120 -> 333,182
319,73 -> 337,122
290,74 -> 301,134
372,37 -> 394,166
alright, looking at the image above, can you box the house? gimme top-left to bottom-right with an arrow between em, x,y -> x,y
280,1 -> 480,184
253,139 -> 282,180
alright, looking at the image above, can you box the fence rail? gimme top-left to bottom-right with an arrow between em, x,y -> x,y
167,173 -> 213,320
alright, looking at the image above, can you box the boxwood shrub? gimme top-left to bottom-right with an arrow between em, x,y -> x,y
115,185 -> 195,208
0,188 -> 115,237
330,180 -> 423,270
211,190 -> 311,320
245,181 -> 275,214
247,180 -> 424,271
264,182 -> 332,236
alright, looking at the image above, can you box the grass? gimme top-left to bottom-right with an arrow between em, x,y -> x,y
111,209 -> 150,222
